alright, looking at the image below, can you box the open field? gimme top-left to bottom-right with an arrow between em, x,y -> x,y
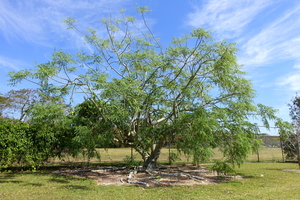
50,147 -> 284,165
1,162 -> 300,200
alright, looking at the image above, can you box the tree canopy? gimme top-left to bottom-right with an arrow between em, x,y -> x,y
8,7 -> 292,169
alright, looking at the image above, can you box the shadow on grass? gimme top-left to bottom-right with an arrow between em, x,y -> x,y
0,180 -> 23,184
0,173 -> 17,179
63,185 -> 91,190
263,168 -> 291,171
49,175 -> 70,184
23,182 -> 44,187
0,172 -> 23,184
242,175 -> 258,179
0,173 -> 43,186
234,172 -> 258,179
48,174 -> 91,190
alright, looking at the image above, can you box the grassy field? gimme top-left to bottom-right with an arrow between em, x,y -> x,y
51,147 -> 284,165
1,162 -> 300,200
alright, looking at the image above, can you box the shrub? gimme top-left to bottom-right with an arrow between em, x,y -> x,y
211,159 -> 236,176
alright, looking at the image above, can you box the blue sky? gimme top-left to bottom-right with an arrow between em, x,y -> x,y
1,0 -> 300,135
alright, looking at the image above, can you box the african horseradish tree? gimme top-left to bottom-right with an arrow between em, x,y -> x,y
9,7 -> 290,169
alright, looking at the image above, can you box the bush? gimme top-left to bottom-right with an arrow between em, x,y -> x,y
0,120 -> 33,169
0,118 -> 75,169
211,159 -> 236,176
282,133 -> 298,160
123,155 -> 141,169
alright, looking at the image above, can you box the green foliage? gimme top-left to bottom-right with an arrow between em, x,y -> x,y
27,102 -> 78,160
71,99 -> 114,161
168,151 -> 181,165
123,155 -> 141,169
282,133 -> 298,160
289,94 -> 300,125
0,100 -> 77,169
211,159 -> 236,176
0,120 -> 33,169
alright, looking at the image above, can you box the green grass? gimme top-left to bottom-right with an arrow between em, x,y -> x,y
1,162 -> 300,199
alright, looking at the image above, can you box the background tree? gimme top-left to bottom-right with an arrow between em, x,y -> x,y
5,89 -> 39,121
288,94 -> 300,168
281,133 -> 297,160
8,7 -> 291,169
70,99 -> 114,162
0,94 -> 10,119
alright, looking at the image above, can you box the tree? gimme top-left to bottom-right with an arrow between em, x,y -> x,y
0,89 -> 41,121
70,99 -> 114,162
4,89 -> 39,121
8,7 -> 291,169
0,94 -> 10,119
288,94 -> 300,168
282,133 -> 298,160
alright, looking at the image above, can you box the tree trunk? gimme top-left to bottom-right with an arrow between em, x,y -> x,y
280,140 -> 285,162
297,129 -> 300,169
143,151 -> 160,169
142,137 -> 166,170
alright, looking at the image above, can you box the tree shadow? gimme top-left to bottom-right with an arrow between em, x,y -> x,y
234,172 -> 257,179
49,175 -> 70,184
263,168 -> 289,171
0,173 -> 43,186
48,174 -> 91,190
0,180 -> 23,184
1,173 -> 17,179
63,185 -> 90,190
0,173 -> 23,183
23,182 -> 44,187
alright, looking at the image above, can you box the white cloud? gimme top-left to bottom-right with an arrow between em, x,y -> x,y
0,0 -> 130,48
240,4 -> 300,67
0,1 -> 43,43
0,55 -> 25,71
277,71 -> 300,91
293,63 -> 300,69
0,55 -> 32,93
187,0 -> 271,38
186,0 -> 300,70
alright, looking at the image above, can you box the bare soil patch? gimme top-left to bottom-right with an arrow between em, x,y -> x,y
52,164 -> 242,187
283,169 -> 300,173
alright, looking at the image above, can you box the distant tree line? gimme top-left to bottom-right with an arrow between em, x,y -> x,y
258,134 -> 281,148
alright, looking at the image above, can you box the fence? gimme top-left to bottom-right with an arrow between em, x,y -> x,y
51,147 -> 286,165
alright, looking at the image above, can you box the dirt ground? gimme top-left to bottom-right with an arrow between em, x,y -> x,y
283,169 -> 300,173
52,164 -> 243,187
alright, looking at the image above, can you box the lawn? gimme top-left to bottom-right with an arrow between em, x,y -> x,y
1,162 -> 299,200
